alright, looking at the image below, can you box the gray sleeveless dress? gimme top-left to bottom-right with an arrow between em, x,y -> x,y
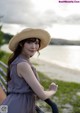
1,55 -> 39,113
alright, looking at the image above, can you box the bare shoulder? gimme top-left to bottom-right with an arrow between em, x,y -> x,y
17,61 -> 30,67
17,61 -> 31,71
17,62 -> 31,77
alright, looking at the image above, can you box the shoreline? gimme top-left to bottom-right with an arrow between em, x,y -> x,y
31,58 -> 80,83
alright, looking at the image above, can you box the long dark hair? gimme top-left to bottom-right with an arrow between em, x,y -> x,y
7,38 -> 41,82
7,40 -> 25,82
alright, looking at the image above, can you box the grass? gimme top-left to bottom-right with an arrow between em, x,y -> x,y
0,50 -> 80,113
38,71 -> 80,113
0,50 -> 10,65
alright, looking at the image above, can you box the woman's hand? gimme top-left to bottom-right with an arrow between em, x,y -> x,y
49,82 -> 58,93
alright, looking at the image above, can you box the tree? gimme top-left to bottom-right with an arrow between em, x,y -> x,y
3,33 -> 13,44
0,26 -> 4,47
0,26 -> 13,47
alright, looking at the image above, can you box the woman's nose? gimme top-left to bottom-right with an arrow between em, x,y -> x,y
31,43 -> 36,49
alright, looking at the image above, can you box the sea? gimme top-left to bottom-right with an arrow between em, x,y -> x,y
33,45 -> 80,71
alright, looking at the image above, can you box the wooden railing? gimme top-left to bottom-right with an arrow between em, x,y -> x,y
0,61 -> 7,92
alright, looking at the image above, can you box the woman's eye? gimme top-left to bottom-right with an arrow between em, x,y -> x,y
35,41 -> 39,44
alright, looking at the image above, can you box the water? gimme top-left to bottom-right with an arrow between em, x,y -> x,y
34,45 -> 80,71
1,45 -> 80,71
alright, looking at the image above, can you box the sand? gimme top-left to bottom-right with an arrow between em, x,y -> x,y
31,58 -> 80,83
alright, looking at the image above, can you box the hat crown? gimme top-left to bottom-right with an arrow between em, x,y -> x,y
22,28 -> 33,32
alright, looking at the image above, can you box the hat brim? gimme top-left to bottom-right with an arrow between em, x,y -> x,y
9,28 -> 51,51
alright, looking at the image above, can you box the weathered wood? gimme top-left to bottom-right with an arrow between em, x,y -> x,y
0,68 -> 7,76
0,74 -> 7,84
0,79 -> 7,92
0,61 -> 7,92
0,61 -> 8,68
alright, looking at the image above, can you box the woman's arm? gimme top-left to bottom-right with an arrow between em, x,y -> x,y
0,86 -> 6,104
17,62 -> 58,100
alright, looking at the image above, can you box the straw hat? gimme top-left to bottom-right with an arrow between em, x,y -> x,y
9,28 -> 51,51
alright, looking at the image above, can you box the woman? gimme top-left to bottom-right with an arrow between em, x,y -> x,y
0,28 -> 58,113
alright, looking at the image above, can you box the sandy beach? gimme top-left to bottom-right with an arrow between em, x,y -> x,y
31,58 -> 80,83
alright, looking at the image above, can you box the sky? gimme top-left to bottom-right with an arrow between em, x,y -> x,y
0,0 -> 80,40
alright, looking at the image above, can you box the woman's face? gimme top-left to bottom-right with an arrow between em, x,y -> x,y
21,38 -> 40,58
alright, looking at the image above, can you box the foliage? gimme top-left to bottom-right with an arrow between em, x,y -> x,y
0,50 -> 10,64
3,33 -> 13,44
38,71 -> 80,113
0,26 -> 4,46
0,26 -> 13,46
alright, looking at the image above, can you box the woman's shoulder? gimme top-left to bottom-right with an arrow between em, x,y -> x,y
17,61 -> 30,67
17,61 -> 33,77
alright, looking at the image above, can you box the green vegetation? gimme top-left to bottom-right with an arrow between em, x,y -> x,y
38,72 -> 80,113
0,51 -> 80,113
0,51 -> 10,64
0,26 -> 13,47
0,26 -> 4,46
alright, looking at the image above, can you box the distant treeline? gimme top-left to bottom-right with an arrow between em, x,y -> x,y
0,26 -> 13,46
50,38 -> 80,45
